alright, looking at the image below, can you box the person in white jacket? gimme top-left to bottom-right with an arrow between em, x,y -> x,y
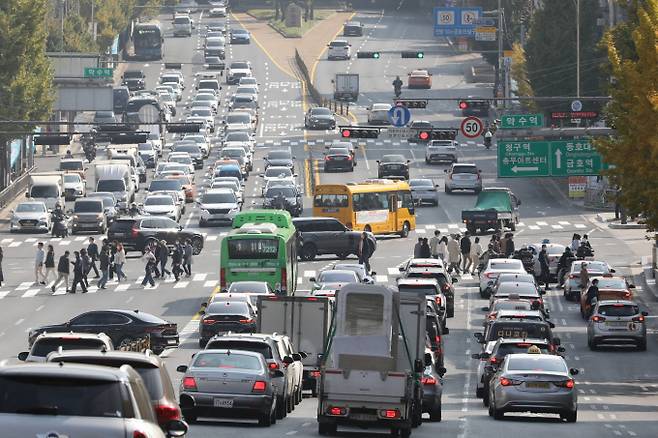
470,236 -> 483,274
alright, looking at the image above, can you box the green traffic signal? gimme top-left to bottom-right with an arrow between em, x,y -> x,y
373,52 -> 380,59
417,52 -> 424,58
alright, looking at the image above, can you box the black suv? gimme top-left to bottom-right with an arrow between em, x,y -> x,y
292,217 -> 366,261
121,70 -> 146,91
377,154 -> 410,180
108,216 -> 204,254
28,309 -> 179,354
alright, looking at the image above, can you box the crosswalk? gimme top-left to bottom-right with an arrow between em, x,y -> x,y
412,220 -> 589,235
0,232 -> 225,249
0,272 -> 219,299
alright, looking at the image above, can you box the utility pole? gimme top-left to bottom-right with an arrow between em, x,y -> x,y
576,0 -> 580,97
497,0 -> 503,107
59,0 -> 65,52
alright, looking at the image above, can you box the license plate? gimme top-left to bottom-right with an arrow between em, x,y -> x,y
351,413 -> 377,421
606,321 -> 627,327
167,339 -> 177,344
526,382 -> 549,389
213,398 -> 233,408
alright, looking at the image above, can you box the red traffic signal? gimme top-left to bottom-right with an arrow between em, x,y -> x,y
459,101 -> 469,110
418,131 -> 430,141
341,129 -> 352,138
338,126 -> 380,139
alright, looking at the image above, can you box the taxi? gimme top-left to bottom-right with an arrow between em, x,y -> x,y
579,274 -> 634,319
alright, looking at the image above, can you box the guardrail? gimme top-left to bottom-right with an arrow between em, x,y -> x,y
0,166 -> 36,209
294,49 -> 350,116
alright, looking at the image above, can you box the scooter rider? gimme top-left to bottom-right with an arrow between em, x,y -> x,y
392,76 -> 403,97
483,128 -> 493,149
128,202 -> 141,217
51,204 -> 66,237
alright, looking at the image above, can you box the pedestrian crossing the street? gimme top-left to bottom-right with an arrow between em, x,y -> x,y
0,232 -> 224,249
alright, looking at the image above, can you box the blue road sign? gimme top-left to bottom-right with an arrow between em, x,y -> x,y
433,7 -> 482,38
388,105 -> 411,127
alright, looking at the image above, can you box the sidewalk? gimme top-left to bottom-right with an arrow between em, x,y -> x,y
595,212 -> 647,230
232,11 -> 354,81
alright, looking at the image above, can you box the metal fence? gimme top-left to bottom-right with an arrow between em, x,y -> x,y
0,166 -> 35,209
294,49 -> 350,116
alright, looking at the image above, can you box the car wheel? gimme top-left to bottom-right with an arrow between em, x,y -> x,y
191,236 -> 203,255
399,221 -> 410,238
491,402 -> 504,420
117,337 -> 133,349
429,401 -> 442,422
336,252 -> 350,260
276,395 -> 287,419
183,409 -> 197,424
258,408 -> 273,427
425,158 -> 430,164
287,394 -> 293,413
400,428 -> 411,438
561,409 -> 577,423
199,219 -> 206,227
637,339 -> 647,351
475,386 -> 484,398
482,389 -> 490,407
301,243 -> 317,261
199,338 -> 208,348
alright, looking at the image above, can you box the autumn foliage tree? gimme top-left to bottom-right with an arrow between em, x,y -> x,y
596,0 -> 658,230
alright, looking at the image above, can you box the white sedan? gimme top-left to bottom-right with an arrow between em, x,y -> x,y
479,258 -> 527,296
142,194 -> 182,222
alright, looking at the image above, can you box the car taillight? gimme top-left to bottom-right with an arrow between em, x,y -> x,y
133,432 -> 148,438
202,318 -> 216,324
485,272 -> 495,279
183,376 -> 197,391
422,376 -> 437,385
131,225 -> 139,238
280,268 -> 287,293
435,335 -> 441,344
310,370 -> 321,377
328,406 -> 346,416
435,296 -> 442,306
592,315 -> 606,322
632,315 -> 645,323
325,156 -> 332,161
380,409 -> 401,419
154,403 -> 181,424
554,379 -> 575,389
499,377 -> 521,386
268,361 -> 279,370
239,318 -> 255,324
441,283 -> 451,293
489,357 -> 499,364
220,268 -> 226,289
624,292 -> 632,299
252,380 -> 267,392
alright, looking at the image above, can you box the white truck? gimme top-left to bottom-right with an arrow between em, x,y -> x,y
257,295 -> 332,397
26,172 -> 65,210
94,162 -> 135,208
333,73 -> 359,101
317,284 -> 427,437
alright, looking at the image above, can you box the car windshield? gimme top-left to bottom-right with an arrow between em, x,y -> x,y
174,16 -> 190,24
191,108 -> 212,117
32,338 -> 106,358
149,180 -> 181,191
382,155 -> 405,163
226,114 -> 251,124
594,278 -> 627,289
452,165 -> 478,174
195,94 -> 214,101
318,271 -> 356,283
236,87 -> 256,94
266,187 -> 296,198
60,161 -> 83,170
410,179 -> 433,188
207,301 -> 250,315
498,274 -> 534,284
202,192 -> 236,203
572,261 -> 608,273
507,356 -> 567,373
330,41 -> 348,47
231,62 -> 250,69
206,39 -> 224,47
174,146 -> 200,154
492,300 -> 533,311
192,352 -> 263,371
0,375 -> 127,417
170,156 -> 192,164
268,151 -> 291,160
90,197 -> 113,208
16,203 -> 46,213
138,144 -> 153,151
96,180 -> 125,192
145,197 -> 173,206
74,201 -> 102,213
598,304 -> 639,317
226,132 -> 250,142
30,186 -> 59,198
495,283 -> 539,296
221,149 -> 243,157
496,343 -> 549,357
311,107 -> 332,116
228,282 -> 269,294
63,175 -> 80,183
398,285 -> 437,296
265,167 -> 292,178
328,148 -> 349,155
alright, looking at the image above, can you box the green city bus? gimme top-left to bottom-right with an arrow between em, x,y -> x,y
220,209 -> 298,295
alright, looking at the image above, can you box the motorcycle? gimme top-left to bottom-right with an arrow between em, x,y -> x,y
484,136 -> 492,150
394,86 -> 402,98
51,215 -> 69,238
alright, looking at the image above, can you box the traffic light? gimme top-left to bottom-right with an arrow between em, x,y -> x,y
357,51 -> 380,59
459,101 -> 469,110
401,51 -> 424,59
167,123 -> 202,133
340,126 -> 379,139
394,100 -> 428,109
33,135 -> 71,145
108,132 -> 148,144
430,129 -> 458,141
418,131 -> 430,141
164,62 -> 182,69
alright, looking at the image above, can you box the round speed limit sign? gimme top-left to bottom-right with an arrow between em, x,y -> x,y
460,116 -> 484,138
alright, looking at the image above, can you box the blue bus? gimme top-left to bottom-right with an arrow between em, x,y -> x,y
133,22 -> 163,60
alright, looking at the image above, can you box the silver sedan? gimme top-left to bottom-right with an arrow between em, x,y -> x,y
488,353 -> 578,422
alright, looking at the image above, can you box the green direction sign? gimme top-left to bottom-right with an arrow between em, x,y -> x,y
498,139 -> 606,177
498,140 -> 550,177
500,113 -> 544,129
83,67 -> 113,78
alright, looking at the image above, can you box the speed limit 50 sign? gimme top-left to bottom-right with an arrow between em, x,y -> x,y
460,116 -> 484,138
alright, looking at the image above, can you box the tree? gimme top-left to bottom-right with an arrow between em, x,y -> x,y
525,0 -> 606,112
509,42 -> 537,111
596,0 -> 658,230
0,0 -> 54,187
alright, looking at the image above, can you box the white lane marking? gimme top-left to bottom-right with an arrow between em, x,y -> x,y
374,275 -> 388,283
536,221 -> 548,226
115,284 -> 130,292
528,225 -> 540,230
303,270 -> 315,278
204,280 -> 217,288
174,281 -> 190,289
15,318 -> 24,326
22,288 -> 42,298
193,273 -> 207,282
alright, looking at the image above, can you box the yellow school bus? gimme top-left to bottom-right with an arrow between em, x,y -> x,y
313,180 -> 416,237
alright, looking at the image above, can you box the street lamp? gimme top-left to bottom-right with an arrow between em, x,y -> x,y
575,0 -> 580,97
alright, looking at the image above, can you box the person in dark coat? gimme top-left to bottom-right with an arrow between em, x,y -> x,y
419,238 -> 431,258
70,251 -> 88,293
585,278 -> 600,317
556,247 -> 575,287
153,242 -> 163,279
80,248 -> 91,288
358,232 -> 375,273
460,232 -> 472,272
183,240 -> 193,277
538,244 -> 551,289
44,245 -> 56,286
87,237 -> 100,278
0,246 -> 4,287
52,251 -> 70,292
97,246 -> 110,289
171,241 -> 183,281
158,240 -> 171,278
504,233 -> 515,257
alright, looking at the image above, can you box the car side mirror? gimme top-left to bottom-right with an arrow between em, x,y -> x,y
443,169 -> 448,173
199,310 -> 205,315
165,419 -> 189,437
569,368 -> 579,376
370,271 -> 377,276
474,333 -> 485,343
642,310 -> 649,316
553,337 -> 561,346
437,366 -> 447,376
309,277 -> 316,283
424,352 -> 432,366
399,267 -> 405,272
629,284 -> 636,288
291,353 -> 302,361
452,277 -> 458,283
548,321 -> 555,329
283,356 -> 294,365
557,346 -> 566,353
17,351 -> 28,361
471,353 -> 481,360
178,226 -> 183,231
298,351 -> 308,359
176,365 -> 188,373
610,268 -> 616,273
270,369 -> 285,378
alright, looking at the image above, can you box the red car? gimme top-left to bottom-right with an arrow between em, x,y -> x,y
408,69 -> 432,89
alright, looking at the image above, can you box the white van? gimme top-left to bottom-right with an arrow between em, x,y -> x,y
173,14 -> 193,37
327,40 -> 351,60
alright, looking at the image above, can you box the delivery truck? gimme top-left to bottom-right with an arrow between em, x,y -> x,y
26,172 -> 65,210
333,73 -> 359,101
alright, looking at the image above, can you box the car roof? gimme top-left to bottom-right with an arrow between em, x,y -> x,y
397,277 -> 439,286
597,299 -> 637,306
204,188 -> 235,194
46,349 -> 163,367
35,331 -> 111,341
320,269 -> 357,276
0,362 -> 132,381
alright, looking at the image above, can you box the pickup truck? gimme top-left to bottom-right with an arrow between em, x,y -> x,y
461,188 -> 521,234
